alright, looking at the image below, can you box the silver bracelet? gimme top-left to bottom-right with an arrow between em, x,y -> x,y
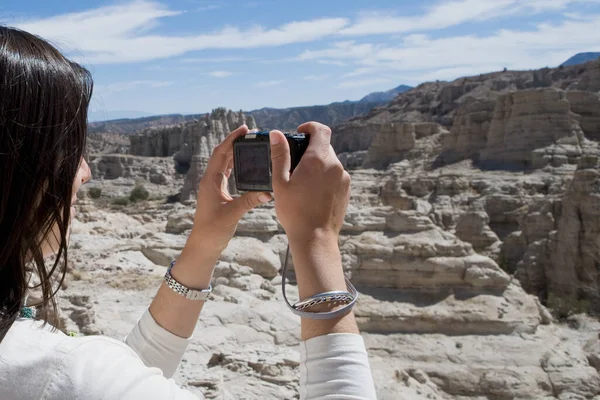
293,291 -> 354,311
282,245 -> 358,320
165,261 -> 213,301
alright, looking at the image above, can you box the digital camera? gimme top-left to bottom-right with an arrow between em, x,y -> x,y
233,131 -> 309,192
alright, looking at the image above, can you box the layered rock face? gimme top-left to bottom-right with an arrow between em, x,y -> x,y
362,123 -> 445,169
439,88 -> 600,170
479,89 -> 587,169
508,155 -> 600,312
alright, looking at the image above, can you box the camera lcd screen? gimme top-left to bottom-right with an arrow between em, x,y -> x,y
236,144 -> 270,184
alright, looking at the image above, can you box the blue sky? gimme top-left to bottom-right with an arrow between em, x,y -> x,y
2,0 -> 600,121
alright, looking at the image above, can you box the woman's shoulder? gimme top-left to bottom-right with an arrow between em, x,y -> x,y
0,318 -> 151,400
2,317 -> 133,353
1,318 -> 199,400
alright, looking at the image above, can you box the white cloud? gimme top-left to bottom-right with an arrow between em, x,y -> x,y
303,75 -> 330,81
209,70 -> 233,78
299,13 -> 600,84
11,1 -> 349,64
196,5 -> 221,12
300,41 -> 379,61
317,60 -> 348,67
96,80 -> 174,95
338,78 -> 391,89
180,57 -> 256,63
254,80 -> 284,87
338,0 -> 599,36
7,0 -> 600,90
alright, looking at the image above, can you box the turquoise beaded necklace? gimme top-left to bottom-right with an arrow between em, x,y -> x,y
19,306 -> 37,319
19,303 -> 77,337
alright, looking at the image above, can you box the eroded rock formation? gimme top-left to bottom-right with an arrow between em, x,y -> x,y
129,108 -> 257,200
78,59 -> 600,399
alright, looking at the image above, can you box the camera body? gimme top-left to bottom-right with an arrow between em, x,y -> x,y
233,131 -> 309,192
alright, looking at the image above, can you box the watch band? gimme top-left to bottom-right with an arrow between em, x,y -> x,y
164,261 -> 212,301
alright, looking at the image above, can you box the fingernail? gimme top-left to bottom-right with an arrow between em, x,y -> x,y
258,193 -> 271,203
269,131 -> 280,145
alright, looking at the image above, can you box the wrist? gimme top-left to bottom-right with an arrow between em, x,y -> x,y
287,228 -> 340,252
185,228 -> 226,260
170,230 -> 222,288
287,231 -> 346,299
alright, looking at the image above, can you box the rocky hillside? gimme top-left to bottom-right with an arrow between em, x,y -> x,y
333,59 -> 600,156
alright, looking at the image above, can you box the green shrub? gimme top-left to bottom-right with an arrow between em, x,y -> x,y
129,185 -> 149,203
112,197 -> 130,206
547,292 -> 591,321
88,187 -> 102,199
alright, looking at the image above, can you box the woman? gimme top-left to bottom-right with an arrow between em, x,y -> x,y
0,26 -> 376,399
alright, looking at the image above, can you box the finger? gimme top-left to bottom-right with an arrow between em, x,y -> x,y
205,124 -> 249,176
297,121 -> 332,153
229,191 -> 272,221
269,130 -> 291,188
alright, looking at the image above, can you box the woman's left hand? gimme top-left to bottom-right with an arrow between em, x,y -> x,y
187,124 -> 272,256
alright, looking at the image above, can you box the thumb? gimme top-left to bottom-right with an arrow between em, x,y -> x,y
229,191 -> 272,221
269,130 -> 291,188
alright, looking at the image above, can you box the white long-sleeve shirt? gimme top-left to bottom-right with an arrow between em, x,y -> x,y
0,309 -> 377,399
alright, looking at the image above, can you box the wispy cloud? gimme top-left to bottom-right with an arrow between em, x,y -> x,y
338,0 -> 599,36
338,78 -> 391,89
300,12 -> 600,83
180,57 -> 257,63
209,70 -> 233,78
96,80 -> 174,95
303,75 -> 330,81
7,0 -> 600,90
317,60 -> 348,67
254,80 -> 284,87
11,1 -> 348,64
196,4 -> 221,12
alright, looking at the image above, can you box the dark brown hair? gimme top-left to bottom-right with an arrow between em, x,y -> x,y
0,26 -> 93,339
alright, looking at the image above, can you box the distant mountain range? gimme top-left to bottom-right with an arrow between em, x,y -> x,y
89,110 -> 155,123
87,84 -> 412,135
358,85 -> 412,103
561,52 -> 600,67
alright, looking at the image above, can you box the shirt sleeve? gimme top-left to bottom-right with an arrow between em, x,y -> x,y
124,308 -> 191,378
43,337 -> 202,400
300,333 -> 378,400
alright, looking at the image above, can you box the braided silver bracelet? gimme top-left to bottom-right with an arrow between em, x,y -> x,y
293,291 -> 354,311
281,245 -> 358,320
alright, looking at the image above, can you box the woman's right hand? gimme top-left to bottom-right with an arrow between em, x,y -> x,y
270,122 -> 357,340
269,122 -> 351,243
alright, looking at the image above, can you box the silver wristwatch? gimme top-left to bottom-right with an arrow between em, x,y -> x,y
164,261 -> 212,301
